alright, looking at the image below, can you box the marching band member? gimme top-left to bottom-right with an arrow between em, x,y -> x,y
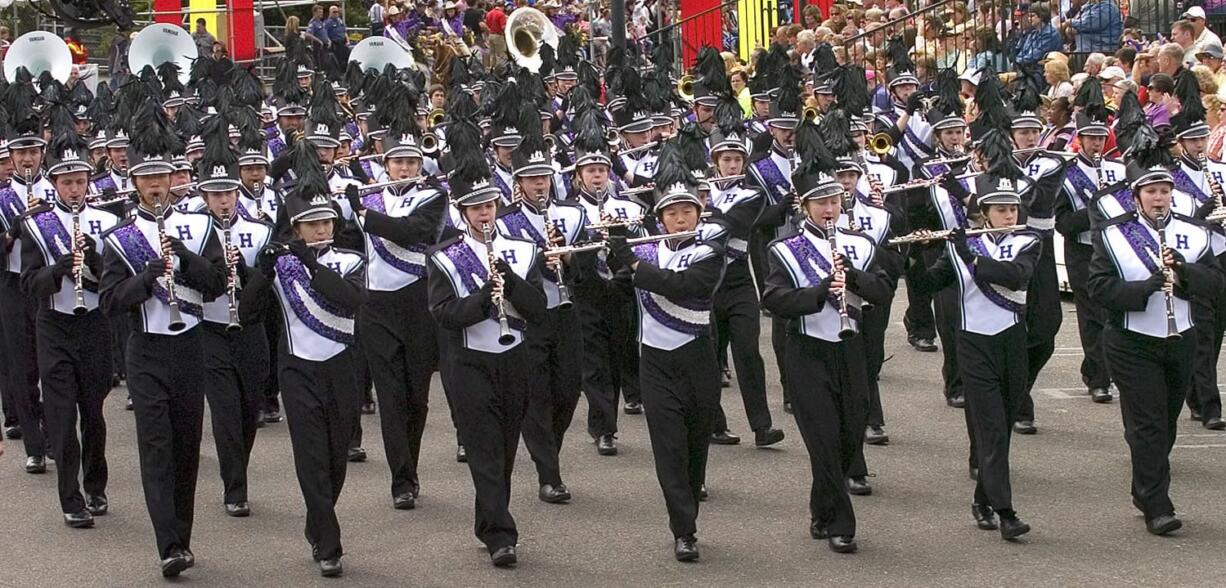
907,130 -> 1041,540
196,117 -> 274,519
19,115 -> 120,528
0,83 -> 53,473
873,38 -> 933,174
497,123 -> 587,503
345,117 -> 447,511
1088,124 -> 1225,535
247,141 -> 368,576
90,129 -> 133,196
762,120 -> 893,554
428,112 -> 547,567
99,98 -> 227,577
1007,85 -> 1067,435
706,95 -> 785,448
606,142 -> 724,562
1167,73 -> 1226,431
1055,81 -> 1123,404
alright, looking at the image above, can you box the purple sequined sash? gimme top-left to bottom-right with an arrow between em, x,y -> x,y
91,174 -> 118,194
441,239 -> 526,329
966,236 -> 1026,313
782,234 -> 862,320
1065,163 -> 1098,205
361,193 -> 427,277
111,223 -> 204,317
1172,168 -> 1211,204
492,171 -> 512,200
499,210 -> 556,281
0,186 -> 23,226
632,242 -> 711,336
1116,220 -> 1161,274
753,157 -> 790,204
32,210 -> 71,258
275,254 -> 355,344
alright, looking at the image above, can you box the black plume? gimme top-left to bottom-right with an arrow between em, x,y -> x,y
1173,69 -> 1205,126
977,129 -> 1024,181
198,105 -> 237,177
1073,75 -> 1108,121
776,64 -> 804,116
793,119 -> 836,175
814,44 -> 838,76
69,78 -> 94,108
933,67 -> 963,117
86,83 -> 113,130
572,107 -> 607,155
695,46 -> 729,96
286,137 -> 329,204
715,94 -> 745,137
128,97 -> 184,157
1011,75 -> 1040,114
749,44 -> 787,96
820,110 -> 854,158
972,67 -> 1011,137
447,116 -> 489,183
1114,90 -> 1146,153
231,66 -> 266,109
675,123 -> 710,174
653,140 -> 699,192
834,64 -> 870,116
1127,123 -> 1174,169
308,78 -> 344,129
886,36 -> 914,73
158,62 -> 185,97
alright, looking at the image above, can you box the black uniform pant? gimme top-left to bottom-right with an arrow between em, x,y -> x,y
348,326 -> 374,451
0,271 -> 45,457
903,247 -> 936,340
1186,300 -> 1224,423
360,282 -> 438,498
445,344 -> 530,553
127,330 -> 205,560
863,298 -> 894,427
109,315 -> 129,380
1018,241 -> 1062,422
771,315 -> 790,404
37,309 -> 112,514
934,286 -> 963,400
1065,243 -> 1111,390
713,279 -> 772,432
523,306 -> 582,487
578,291 -> 638,438
1104,327 -> 1193,521
785,333 -> 868,538
280,349 -> 360,561
202,322 -> 268,505
640,337 -> 719,538
261,310 -> 282,413
958,324 -> 1027,515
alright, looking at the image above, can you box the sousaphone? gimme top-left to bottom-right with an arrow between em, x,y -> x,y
129,23 -> 198,85
505,7 -> 559,73
349,36 -> 415,74
3,31 -> 73,83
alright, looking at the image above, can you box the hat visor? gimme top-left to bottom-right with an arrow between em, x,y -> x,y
1076,125 -> 1110,137
7,137 -> 47,150
1130,172 -> 1174,192
292,208 -> 339,224
454,186 -> 503,207
308,137 -> 341,149
239,156 -> 270,167
618,120 -> 654,134
491,136 -> 524,148
199,179 -> 242,192
48,162 -> 93,176
800,184 -> 844,201
932,118 -> 968,131
977,193 -> 1021,208
1178,127 -> 1212,140
385,147 -> 423,160
575,154 -> 612,168
653,192 -> 702,213
130,162 -> 175,176
277,108 -> 307,117
768,117 -> 800,130
513,164 -> 555,178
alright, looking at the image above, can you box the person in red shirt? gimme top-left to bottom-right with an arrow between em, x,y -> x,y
65,28 -> 89,65
486,4 -> 507,69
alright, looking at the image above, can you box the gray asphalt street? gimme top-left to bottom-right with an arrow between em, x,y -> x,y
1,293 -> 1224,587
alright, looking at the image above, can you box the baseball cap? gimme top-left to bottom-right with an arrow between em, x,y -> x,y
1184,6 -> 1207,20
1197,41 -> 1225,60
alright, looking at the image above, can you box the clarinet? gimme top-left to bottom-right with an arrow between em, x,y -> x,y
251,179 -> 264,220
541,205 -> 573,310
826,219 -> 858,340
480,223 -> 515,345
1200,152 -> 1225,208
1093,153 -> 1104,191
155,201 -> 187,332
1157,218 -> 1182,340
71,202 -> 88,315
221,215 -> 242,333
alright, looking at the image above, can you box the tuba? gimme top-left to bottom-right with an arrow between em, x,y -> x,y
3,32 -> 73,84
505,7 -> 560,73
128,24 -> 198,85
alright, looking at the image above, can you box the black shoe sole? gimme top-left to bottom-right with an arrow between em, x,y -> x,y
1205,421 -> 1226,431
1001,523 -> 1032,540
976,520 -> 999,531
1147,518 -> 1182,535
848,486 -> 872,496
319,565 -> 344,577
225,508 -> 252,517
865,436 -> 889,446
597,447 -> 618,456
539,494 -> 571,504
491,552 -> 518,567
64,518 -> 95,529
828,540 -> 858,553
674,550 -> 700,562
1091,394 -> 1114,404
710,437 -> 741,445
161,558 -> 189,578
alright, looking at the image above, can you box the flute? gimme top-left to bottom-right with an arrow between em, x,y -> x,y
887,224 -> 1024,246
329,174 -> 447,196
544,230 -> 701,257
880,172 -> 982,194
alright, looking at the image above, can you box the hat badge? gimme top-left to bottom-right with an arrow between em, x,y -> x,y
211,165 -> 227,178
309,193 -> 330,206
996,178 -> 1015,191
61,149 -> 80,161
315,123 -> 329,135
473,178 -> 491,190
529,150 -> 547,163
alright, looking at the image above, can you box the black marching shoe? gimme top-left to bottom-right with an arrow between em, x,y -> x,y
946,392 -> 966,408
63,510 -> 95,529
1190,409 -> 1203,422
969,466 -> 979,481
783,402 -> 793,414
125,397 -> 134,411
319,557 -> 343,577
674,535 -> 700,562
224,501 -> 251,517
623,402 -> 643,415
828,536 -> 858,553
1205,417 -> 1226,431
754,427 -> 784,447
86,494 -> 108,516
160,550 -> 190,578
1013,421 -> 1037,435
25,455 -> 47,474
908,335 -> 938,352
456,444 -> 468,462
597,434 -> 618,456
698,484 -> 709,501
865,425 -> 889,445
361,401 -> 377,415
710,430 -> 741,445
393,492 -> 417,510
1089,387 -> 1113,403
720,367 -> 732,388
847,477 -> 872,496
1146,514 -> 1182,536
809,521 -> 829,539
972,504 -> 998,530
4,425 -> 21,439
183,549 -> 195,568
490,545 -> 517,567
263,408 -> 283,424
347,447 -> 367,463
539,483 -> 571,504
999,515 -> 1031,540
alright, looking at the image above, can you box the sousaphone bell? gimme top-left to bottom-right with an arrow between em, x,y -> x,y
349,36 -> 416,74
505,7 -> 559,73
4,32 -> 73,84
129,24 -> 198,85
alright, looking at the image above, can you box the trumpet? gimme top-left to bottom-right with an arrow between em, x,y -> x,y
71,202 -> 88,316
803,107 -> 821,122
420,133 -> 440,156
544,230 -> 702,257
880,172 -> 982,194
427,108 -> 446,128
677,75 -> 695,101
868,133 -> 893,156
887,224 -> 1023,246
221,215 -> 242,333
827,219 -> 857,340
154,200 -> 187,332
480,223 -> 515,345
1156,217 -> 1182,340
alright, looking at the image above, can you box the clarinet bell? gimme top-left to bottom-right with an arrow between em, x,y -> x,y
167,307 -> 187,332
497,317 -> 515,345
225,320 -> 243,334
72,302 -> 89,316
838,315 -> 858,341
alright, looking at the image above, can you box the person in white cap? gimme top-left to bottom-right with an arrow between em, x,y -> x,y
1184,6 -> 1222,56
